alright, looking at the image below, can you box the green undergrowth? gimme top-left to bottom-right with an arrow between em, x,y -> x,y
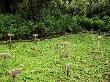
0,33 -> 110,82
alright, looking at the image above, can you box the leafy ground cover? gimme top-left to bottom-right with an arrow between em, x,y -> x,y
0,33 -> 110,82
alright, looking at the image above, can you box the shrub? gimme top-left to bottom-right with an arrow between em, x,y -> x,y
102,16 -> 110,31
0,14 -> 110,40
0,14 -> 35,39
71,16 -> 82,33
0,14 -> 82,40
36,15 -> 82,36
78,16 -> 105,31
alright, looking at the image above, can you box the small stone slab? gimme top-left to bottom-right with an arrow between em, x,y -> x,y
33,34 -> 38,37
8,33 -> 14,37
0,53 -> 10,59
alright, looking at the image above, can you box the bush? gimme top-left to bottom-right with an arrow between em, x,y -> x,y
0,14 -> 35,39
0,14 -> 110,40
70,16 -> 82,33
0,14 -> 80,39
78,16 -> 105,31
36,15 -> 81,35
102,16 -> 110,31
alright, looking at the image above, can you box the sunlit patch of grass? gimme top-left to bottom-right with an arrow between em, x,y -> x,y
0,33 -> 110,82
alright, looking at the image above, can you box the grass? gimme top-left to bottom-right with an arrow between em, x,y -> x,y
0,33 -> 110,82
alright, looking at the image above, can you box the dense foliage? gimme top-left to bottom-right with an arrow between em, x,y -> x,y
0,14 -> 110,40
0,0 -> 110,39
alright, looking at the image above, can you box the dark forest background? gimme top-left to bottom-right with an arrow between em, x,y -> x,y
0,0 -> 110,40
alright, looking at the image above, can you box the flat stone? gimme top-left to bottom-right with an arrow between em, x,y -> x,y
8,33 -> 14,37
33,34 -> 38,37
